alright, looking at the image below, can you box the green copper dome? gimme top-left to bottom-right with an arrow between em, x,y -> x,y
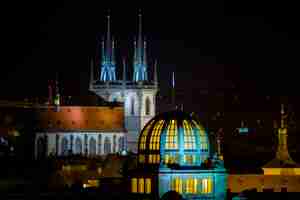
138,110 -> 210,167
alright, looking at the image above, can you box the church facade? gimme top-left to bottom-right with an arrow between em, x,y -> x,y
35,13 -> 158,158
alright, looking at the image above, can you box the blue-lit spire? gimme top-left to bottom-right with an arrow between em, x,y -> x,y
100,13 -> 117,82
133,11 -> 148,82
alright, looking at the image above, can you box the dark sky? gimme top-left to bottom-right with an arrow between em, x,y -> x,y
1,1 -> 300,102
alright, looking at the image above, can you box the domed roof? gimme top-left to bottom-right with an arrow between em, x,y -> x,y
138,110 -> 210,167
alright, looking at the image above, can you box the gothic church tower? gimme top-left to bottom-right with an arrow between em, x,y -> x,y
89,12 -> 158,153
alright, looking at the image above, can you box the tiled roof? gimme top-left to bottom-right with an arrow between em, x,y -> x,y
35,106 -> 124,132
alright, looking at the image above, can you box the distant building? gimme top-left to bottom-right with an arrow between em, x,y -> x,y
35,12 -> 158,158
129,110 -> 227,199
228,104 -> 300,193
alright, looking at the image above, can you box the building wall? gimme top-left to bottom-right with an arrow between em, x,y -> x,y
228,174 -> 300,192
124,89 -> 157,152
35,132 -> 126,158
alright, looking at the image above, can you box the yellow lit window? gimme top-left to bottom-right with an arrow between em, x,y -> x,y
150,120 -> 164,150
186,178 -> 197,194
164,154 -> 178,164
131,178 -> 137,193
145,178 -> 151,194
149,154 -> 160,164
165,120 -> 178,149
192,120 -> 206,136
200,138 -> 208,152
139,154 -> 145,163
183,120 -> 196,150
202,178 -> 212,193
138,178 -> 144,193
139,120 -> 155,150
184,154 -> 195,165
172,177 -> 182,193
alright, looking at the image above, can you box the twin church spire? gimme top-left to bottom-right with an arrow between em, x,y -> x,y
100,14 -> 116,82
98,11 -> 153,83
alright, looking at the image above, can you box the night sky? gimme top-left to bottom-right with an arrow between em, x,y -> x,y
1,1 -> 300,108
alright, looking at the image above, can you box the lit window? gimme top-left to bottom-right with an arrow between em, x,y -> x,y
184,154 -> 195,165
186,178 -> 197,194
139,154 -> 145,163
149,120 -> 164,150
131,178 -> 137,193
165,154 -> 179,164
138,178 -> 144,193
192,120 -> 206,136
149,154 -> 153,163
202,178 -> 212,193
171,177 -> 182,194
165,120 -> 178,149
140,120 -> 155,150
183,120 -> 196,149
145,178 -> 151,194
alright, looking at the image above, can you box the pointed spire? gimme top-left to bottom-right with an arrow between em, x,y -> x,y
106,13 -> 111,61
100,11 -> 117,82
133,39 -> 137,63
143,40 -> 147,65
172,71 -> 175,89
171,71 -> 176,108
280,103 -> 285,129
54,72 -> 60,106
122,58 -> 126,85
112,38 -> 115,64
133,10 -> 148,82
101,38 -> 105,63
154,59 -> 158,86
138,10 -> 143,63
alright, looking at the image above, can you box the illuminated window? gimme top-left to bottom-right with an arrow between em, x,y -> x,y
145,97 -> 151,115
184,154 -> 195,165
75,137 -> 82,154
139,154 -> 145,163
165,154 -> 178,164
104,137 -> 111,154
140,120 -> 155,150
149,154 -> 160,164
131,178 -> 137,193
149,120 -> 164,150
138,178 -> 144,193
192,120 -> 206,136
145,178 -> 151,194
183,120 -> 196,149
186,178 -> 197,194
149,154 -> 159,163
118,136 -> 125,152
202,178 -> 212,193
171,177 -> 182,193
165,120 -> 178,149
200,137 -> 208,152
89,137 -> 96,156
61,137 -> 69,156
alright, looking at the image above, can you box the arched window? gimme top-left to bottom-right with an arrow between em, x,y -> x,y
131,97 -> 135,115
113,135 -> 117,153
104,137 -> 111,154
98,134 -> 102,155
75,137 -> 82,155
89,137 -> 96,156
118,136 -> 125,152
61,137 -> 69,156
145,97 -> 151,115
